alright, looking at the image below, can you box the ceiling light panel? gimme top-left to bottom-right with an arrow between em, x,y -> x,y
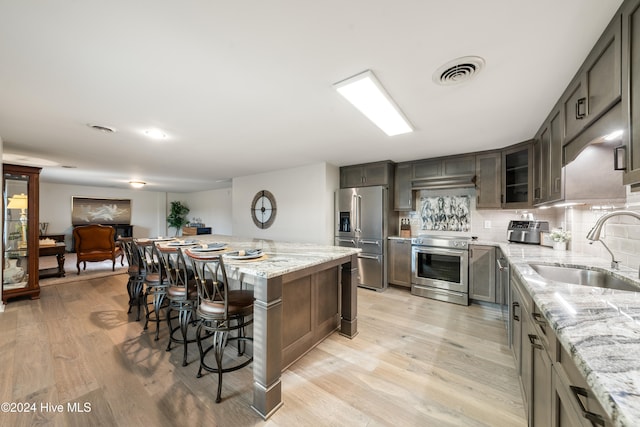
143,129 -> 167,139
334,70 -> 413,136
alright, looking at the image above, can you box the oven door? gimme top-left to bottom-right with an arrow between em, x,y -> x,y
411,245 -> 468,293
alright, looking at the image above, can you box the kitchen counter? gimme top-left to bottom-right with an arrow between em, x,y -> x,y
165,234 -> 360,419
500,242 -> 640,427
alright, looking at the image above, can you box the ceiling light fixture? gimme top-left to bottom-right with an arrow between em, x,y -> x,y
129,181 -> 146,189
88,124 -> 116,133
334,70 -> 413,136
144,129 -> 167,139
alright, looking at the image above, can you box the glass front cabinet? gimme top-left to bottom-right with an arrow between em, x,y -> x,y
2,164 -> 41,303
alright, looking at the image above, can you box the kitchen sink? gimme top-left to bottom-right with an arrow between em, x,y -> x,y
528,263 -> 640,292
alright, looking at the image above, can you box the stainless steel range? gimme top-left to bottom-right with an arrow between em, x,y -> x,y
411,235 -> 470,306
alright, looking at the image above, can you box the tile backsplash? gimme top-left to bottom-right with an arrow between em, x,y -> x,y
400,189 -> 560,241
564,190 -> 640,269
398,188 -> 640,272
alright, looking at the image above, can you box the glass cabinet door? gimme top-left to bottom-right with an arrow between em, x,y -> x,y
3,163 -> 40,302
4,173 -> 30,291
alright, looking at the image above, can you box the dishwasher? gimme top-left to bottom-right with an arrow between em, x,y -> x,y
496,249 -> 511,347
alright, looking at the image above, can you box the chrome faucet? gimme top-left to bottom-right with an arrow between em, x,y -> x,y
586,210 -> 640,275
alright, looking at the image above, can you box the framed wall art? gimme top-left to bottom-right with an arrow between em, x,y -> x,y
71,197 -> 131,225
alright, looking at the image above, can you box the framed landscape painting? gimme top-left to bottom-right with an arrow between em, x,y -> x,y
71,197 -> 131,225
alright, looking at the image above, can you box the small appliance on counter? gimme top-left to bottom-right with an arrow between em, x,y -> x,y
507,220 -> 549,244
400,218 -> 411,238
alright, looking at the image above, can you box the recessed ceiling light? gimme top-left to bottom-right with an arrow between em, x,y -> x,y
334,70 -> 413,136
88,124 -> 116,133
129,181 -> 146,188
144,129 -> 167,139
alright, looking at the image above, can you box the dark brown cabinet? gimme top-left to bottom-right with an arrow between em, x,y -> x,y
623,0 -> 640,187
394,163 -> 414,211
534,106 -> 564,205
562,14 -> 621,144
2,164 -> 41,303
475,152 -> 502,209
511,269 -> 613,427
340,161 -> 393,188
502,142 -> 533,208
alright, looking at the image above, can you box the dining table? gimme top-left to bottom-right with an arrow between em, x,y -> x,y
153,234 -> 360,419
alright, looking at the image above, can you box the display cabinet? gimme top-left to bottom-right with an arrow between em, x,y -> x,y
3,164 -> 41,303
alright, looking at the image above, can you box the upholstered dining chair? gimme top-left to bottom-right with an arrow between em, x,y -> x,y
134,239 -> 168,341
185,250 -> 254,403
73,224 -> 124,274
119,237 -> 145,321
157,245 -> 198,366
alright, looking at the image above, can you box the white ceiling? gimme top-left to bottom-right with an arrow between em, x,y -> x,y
0,0 -> 624,192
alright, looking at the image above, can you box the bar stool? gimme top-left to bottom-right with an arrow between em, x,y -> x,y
157,245 -> 198,366
119,237 -> 145,321
134,239 -> 168,341
185,250 -> 254,403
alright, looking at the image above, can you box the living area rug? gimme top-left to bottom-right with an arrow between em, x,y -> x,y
39,252 -> 128,286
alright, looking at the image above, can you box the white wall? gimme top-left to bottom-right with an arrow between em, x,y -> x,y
167,188 -> 233,236
231,162 -> 339,244
39,182 -> 167,240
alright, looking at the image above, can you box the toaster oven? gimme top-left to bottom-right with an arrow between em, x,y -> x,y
507,220 -> 549,244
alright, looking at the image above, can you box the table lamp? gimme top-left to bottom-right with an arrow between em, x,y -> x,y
7,193 -> 28,247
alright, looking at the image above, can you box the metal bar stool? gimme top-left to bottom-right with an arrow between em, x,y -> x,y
119,237 -> 145,321
157,245 -> 199,366
134,239 -> 168,341
185,249 -> 254,403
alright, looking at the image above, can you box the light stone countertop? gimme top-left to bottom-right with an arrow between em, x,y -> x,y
498,242 -> 640,427
156,234 -> 360,279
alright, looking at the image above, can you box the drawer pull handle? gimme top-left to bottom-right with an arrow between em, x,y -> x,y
569,386 -> 605,426
528,334 -> 544,350
512,302 -> 520,321
531,312 -> 547,326
576,97 -> 586,119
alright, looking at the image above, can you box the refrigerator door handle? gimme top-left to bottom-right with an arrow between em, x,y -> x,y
359,240 -> 380,246
356,195 -> 362,232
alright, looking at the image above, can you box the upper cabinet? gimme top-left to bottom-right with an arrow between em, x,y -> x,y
412,155 -> 476,185
475,152 -> 502,209
562,14 -> 622,144
340,161 -> 394,188
502,142 -> 533,209
393,155 -> 476,211
622,0 -> 640,186
394,163 -> 415,211
533,105 -> 564,206
3,164 -> 41,303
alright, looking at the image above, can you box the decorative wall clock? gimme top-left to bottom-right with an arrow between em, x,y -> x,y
251,190 -> 277,229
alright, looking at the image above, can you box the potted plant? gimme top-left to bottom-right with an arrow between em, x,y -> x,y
550,229 -> 571,251
167,201 -> 190,236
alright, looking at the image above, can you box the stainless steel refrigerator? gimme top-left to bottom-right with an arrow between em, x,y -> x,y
334,186 -> 388,291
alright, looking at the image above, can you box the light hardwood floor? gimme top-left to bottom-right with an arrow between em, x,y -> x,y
0,275 -> 526,426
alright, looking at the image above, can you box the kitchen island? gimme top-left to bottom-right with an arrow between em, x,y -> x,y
184,235 -> 360,419
499,243 -> 640,427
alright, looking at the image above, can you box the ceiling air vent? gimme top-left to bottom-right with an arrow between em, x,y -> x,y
433,56 -> 485,85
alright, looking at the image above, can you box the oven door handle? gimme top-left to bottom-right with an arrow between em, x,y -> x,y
358,254 -> 380,260
413,247 -> 465,257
